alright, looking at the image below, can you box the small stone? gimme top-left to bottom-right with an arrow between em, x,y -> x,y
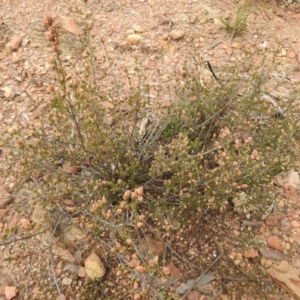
21,38 -> 29,47
243,248 -> 259,258
84,253 -> 106,280
127,34 -> 142,45
78,266 -> 86,277
231,42 -> 242,49
285,242 -> 291,250
288,51 -> 296,59
133,25 -> 143,33
267,236 -> 283,251
9,36 -> 22,50
1,86 -> 14,99
5,286 -> 17,300
236,253 -> 243,260
291,220 -> 300,228
169,29 -> 185,40
234,259 -> 242,265
56,268 -> 62,276
232,229 -> 240,236
280,48 -> 287,56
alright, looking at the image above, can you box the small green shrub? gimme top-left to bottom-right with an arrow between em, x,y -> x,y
1,13 -> 300,299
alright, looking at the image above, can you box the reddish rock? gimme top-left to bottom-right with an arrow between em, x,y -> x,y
9,36 -> 22,50
291,220 -> 300,228
165,263 -> 181,279
78,266 -> 86,277
267,236 -> 283,251
5,286 -> 17,300
243,248 -> 259,258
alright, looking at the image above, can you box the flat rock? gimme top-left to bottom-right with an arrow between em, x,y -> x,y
261,259 -> 300,299
4,286 -> 17,300
84,253 -> 106,280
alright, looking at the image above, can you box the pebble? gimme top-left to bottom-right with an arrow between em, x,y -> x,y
169,29 -> 185,40
267,236 -> 283,251
243,248 -> 259,258
5,286 -> 17,300
127,34 -> 142,45
285,242 -> 291,250
84,253 -> 106,280
133,25 -> 143,33
78,266 -> 87,277
291,220 -> 300,228
9,36 -> 22,50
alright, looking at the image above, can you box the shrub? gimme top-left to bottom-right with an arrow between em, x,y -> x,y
1,13 -> 299,299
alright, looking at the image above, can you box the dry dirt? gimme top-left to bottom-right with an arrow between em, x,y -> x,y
1,0 -> 300,299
